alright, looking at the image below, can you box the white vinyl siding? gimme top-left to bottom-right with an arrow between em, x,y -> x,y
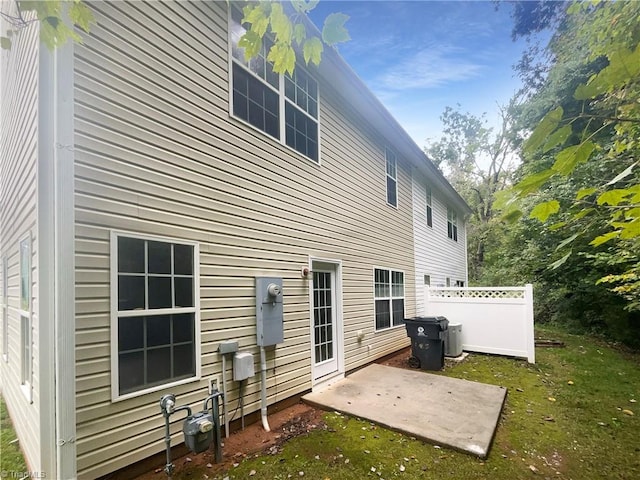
412,174 -> 467,314
73,2 -> 415,477
0,8 -> 41,471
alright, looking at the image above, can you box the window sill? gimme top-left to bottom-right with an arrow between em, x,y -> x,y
374,324 -> 405,334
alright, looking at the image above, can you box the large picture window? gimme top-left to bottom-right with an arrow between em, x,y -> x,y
447,207 -> 458,241
230,8 -> 319,162
374,268 -> 404,330
385,149 -> 398,207
111,233 -> 200,399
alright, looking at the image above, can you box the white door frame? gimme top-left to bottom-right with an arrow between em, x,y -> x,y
308,257 -> 344,386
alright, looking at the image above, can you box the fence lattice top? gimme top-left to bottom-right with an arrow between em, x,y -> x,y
427,288 -> 525,299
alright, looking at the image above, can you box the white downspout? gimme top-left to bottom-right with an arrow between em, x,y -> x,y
260,346 -> 270,432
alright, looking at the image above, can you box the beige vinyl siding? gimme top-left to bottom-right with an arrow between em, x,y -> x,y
0,11 -> 41,473
73,1 -> 414,477
412,174 -> 468,314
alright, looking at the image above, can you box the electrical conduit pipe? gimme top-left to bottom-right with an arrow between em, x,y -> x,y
260,346 -> 270,432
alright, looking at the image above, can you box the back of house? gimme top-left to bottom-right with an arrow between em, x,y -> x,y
0,1 -> 469,478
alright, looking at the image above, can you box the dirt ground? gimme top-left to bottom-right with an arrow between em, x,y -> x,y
133,347 -> 417,479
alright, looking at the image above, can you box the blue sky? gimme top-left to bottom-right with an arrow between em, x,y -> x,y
308,0 -> 529,148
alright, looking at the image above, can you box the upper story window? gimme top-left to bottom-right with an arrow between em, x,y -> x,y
374,268 -> 404,330
111,232 -> 200,400
447,207 -> 458,241
425,186 -> 433,227
230,8 -> 319,162
385,148 -> 397,207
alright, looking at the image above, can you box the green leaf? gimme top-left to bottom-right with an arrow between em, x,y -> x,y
269,3 -> 292,43
322,12 -> 350,45
619,219 -> 640,239
267,42 -> 296,75
552,141 -> 595,176
238,30 -> 262,61
549,221 -> 567,231
0,36 -> 11,50
523,106 -> 563,156
550,251 -> 572,270
590,231 -> 620,247
576,187 -> 597,200
557,233 -> 579,250
573,208 -> 594,221
303,36 -> 323,66
293,23 -> 306,46
597,189 -> 631,206
530,200 -> 561,222
501,209 -> 523,223
68,1 -> 94,32
543,125 -> 572,153
514,169 -> 554,196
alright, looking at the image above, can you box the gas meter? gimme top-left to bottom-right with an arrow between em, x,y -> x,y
183,411 -> 214,454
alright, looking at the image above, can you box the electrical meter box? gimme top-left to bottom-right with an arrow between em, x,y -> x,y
233,351 -> 255,381
255,277 -> 284,346
183,411 -> 214,454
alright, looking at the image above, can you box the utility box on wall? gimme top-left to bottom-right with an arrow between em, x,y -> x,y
256,277 -> 284,346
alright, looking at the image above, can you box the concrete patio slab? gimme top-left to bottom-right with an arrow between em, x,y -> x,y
302,364 -> 507,458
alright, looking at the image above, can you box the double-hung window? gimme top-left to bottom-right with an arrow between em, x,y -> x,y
374,268 -> 404,330
385,148 -> 398,207
230,8 -> 319,162
2,255 -> 7,362
447,207 -> 458,241
111,233 -> 200,400
425,186 -> 433,227
19,237 -> 32,399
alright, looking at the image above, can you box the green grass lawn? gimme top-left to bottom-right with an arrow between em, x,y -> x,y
1,396 -> 28,476
201,326 -> 639,480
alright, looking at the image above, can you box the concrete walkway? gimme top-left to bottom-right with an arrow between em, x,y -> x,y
302,364 -> 507,458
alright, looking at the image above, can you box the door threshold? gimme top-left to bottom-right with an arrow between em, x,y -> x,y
312,372 -> 345,392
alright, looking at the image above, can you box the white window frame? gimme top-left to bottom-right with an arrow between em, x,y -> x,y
228,7 -> 321,164
455,280 -> 465,287
385,148 -> 398,207
425,186 -> 433,227
424,274 -> 431,286
446,277 -> 451,287
373,267 -> 405,331
447,207 -> 458,241
2,255 -> 8,362
19,236 -> 32,402
110,231 -> 201,402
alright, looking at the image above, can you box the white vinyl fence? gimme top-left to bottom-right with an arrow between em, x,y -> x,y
423,285 -> 535,363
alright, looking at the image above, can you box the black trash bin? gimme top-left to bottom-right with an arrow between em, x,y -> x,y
403,316 -> 449,370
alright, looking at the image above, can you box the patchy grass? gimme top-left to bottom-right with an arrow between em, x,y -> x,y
1,396 -> 28,476
198,326 -> 639,480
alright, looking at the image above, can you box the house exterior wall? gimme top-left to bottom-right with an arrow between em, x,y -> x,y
73,1 -> 415,477
412,173 -> 468,315
0,10 -> 41,473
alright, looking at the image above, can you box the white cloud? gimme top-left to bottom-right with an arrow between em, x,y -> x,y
375,45 -> 484,90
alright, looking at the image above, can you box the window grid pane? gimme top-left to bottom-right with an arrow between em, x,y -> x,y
230,8 -> 319,163
116,235 -> 197,395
